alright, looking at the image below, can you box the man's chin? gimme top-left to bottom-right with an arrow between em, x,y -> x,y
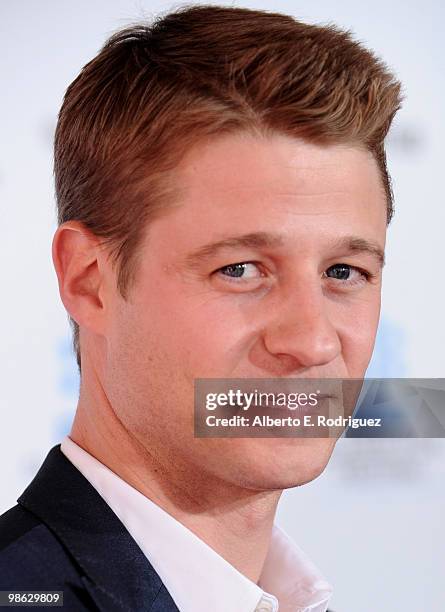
211,437 -> 338,492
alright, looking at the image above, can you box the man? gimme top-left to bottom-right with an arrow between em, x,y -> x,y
0,5 -> 401,611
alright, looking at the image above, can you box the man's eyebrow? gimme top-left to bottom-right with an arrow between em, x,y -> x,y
184,232 -> 285,268
184,232 -> 385,268
333,236 -> 385,267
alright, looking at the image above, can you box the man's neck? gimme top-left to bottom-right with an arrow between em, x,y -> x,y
70,382 -> 282,584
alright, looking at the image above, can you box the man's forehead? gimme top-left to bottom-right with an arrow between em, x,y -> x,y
140,133 -> 388,260
180,133 -> 375,178
173,132 -> 386,210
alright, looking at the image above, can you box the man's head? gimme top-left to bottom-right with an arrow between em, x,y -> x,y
52,6 -> 402,492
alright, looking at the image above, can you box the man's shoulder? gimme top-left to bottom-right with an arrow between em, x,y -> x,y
0,503 -> 97,610
0,447 -> 179,612
0,503 -> 41,554
0,503 -> 77,585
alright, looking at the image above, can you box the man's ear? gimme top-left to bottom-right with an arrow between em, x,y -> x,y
52,221 -> 108,337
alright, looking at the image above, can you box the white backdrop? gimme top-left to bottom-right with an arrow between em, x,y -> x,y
1,1 -> 444,611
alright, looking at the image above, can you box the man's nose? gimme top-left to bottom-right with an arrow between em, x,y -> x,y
261,283 -> 341,370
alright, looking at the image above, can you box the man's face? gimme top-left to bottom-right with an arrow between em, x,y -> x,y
102,132 -> 387,492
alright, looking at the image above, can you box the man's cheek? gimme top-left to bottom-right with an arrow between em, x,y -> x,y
342,331 -> 378,377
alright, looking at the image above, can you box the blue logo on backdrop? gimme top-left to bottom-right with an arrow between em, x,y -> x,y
53,336 -> 79,440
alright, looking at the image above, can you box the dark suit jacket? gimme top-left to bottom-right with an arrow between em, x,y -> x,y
0,445 -> 179,611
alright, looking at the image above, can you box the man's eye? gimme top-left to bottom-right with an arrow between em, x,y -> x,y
324,264 -> 369,284
216,262 -> 262,280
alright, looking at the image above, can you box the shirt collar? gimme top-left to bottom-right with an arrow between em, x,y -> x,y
61,436 -> 332,612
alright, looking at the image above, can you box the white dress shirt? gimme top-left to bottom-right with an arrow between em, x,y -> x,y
61,436 -> 333,612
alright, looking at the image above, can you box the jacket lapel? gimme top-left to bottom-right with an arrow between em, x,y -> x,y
18,445 -> 179,612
